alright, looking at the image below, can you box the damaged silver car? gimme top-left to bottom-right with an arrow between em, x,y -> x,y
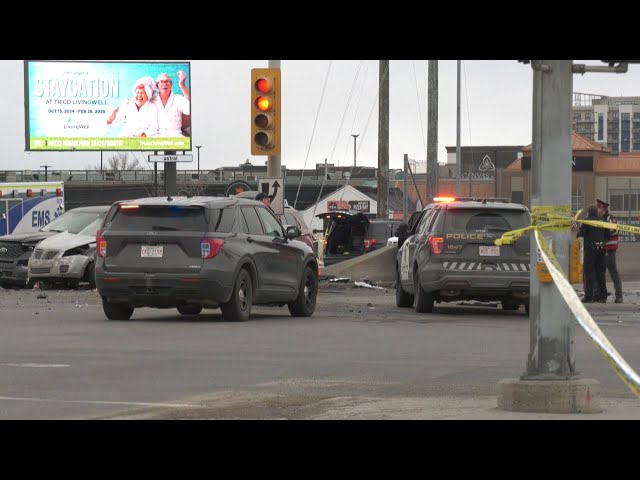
27,206 -> 110,289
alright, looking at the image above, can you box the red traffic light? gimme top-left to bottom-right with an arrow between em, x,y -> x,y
255,78 -> 272,93
251,68 -> 281,155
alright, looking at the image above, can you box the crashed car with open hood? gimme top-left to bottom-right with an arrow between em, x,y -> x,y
27,206 -> 110,289
0,205 -> 108,289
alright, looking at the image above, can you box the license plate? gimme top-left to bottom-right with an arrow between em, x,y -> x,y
479,245 -> 500,257
141,245 -> 163,258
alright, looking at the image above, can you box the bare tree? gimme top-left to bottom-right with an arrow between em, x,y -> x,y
106,152 -> 143,171
143,180 -> 207,198
88,152 -> 146,171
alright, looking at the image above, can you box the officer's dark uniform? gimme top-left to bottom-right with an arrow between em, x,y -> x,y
577,205 -> 609,303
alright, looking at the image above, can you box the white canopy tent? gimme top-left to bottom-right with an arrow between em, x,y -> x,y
302,184 -> 377,232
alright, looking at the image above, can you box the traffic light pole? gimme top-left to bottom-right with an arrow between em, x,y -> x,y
526,60 -> 575,379
498,60 -> 600,413
267,60 -> 281,178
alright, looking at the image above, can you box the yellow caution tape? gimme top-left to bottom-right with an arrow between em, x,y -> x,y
535,228 -> 640,399
495,205 -> 640,246
495,205 -> 640,397
493,204 -> 640,398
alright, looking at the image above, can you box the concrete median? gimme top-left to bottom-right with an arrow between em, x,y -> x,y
320,245 -> 398,283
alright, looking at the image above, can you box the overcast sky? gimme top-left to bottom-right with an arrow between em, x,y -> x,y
3,60 -> 640,173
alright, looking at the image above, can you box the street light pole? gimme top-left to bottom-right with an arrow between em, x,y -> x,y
351,134 -> 359,167
195,145 -> 202,177
40,165 -> 52,181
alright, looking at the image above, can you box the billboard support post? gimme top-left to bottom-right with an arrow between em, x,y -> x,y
164,151 -> 177,197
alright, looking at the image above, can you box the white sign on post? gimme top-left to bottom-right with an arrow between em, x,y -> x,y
148,154 -> 193,163
258,177 -> 285,215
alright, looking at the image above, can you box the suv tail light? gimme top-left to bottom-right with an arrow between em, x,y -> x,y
96,229 -> 107,257
364,238 -> 378,250
201,238 -> 224,259
428,235 -> 444,255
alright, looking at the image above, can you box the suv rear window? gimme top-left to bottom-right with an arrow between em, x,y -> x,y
445,208 -> 529,233
109,206 -> 210,232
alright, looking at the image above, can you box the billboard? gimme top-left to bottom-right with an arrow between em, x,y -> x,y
24,61 -> 191,151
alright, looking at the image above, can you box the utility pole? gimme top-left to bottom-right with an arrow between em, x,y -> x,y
456,60 -> 462,196
427,60 -> 438,202
499,60 -> 599,413
403,154 -> 408,222
527,60 -> 575,378
40,165 -> 52,181
351,134 -> 359,167
196,145 -> 202,178
267,60 -> 281,178
100,151 -> 103,174
377,60 -> 389,220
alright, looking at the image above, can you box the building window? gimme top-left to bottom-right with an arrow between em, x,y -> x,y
511,191 -> 523,204
585,112 -> 592,121
610,189 -> 640,211
598,113 -> 604,141
572,188 -> 584,215
621,112 -> 631,152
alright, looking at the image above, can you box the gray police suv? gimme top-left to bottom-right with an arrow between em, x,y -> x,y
395,197 -> 531,314
95,196 -> 318,321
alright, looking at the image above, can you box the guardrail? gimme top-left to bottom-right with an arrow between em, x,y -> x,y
0,170 -> 380,185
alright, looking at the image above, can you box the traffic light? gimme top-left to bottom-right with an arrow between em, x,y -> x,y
251,68 -> 281,155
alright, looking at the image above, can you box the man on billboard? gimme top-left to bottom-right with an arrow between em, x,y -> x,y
152,71 -> 191,137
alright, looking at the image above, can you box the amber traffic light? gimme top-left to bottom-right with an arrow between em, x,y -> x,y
251,68 -> 281,155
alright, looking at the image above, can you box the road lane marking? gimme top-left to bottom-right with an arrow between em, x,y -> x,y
0,396 -> 198,408
2,363 -> 70,368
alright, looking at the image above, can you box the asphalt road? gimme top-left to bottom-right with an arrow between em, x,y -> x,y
1,282 -> 639,419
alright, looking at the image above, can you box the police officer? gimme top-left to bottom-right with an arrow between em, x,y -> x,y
596,199 -> 623,303
577,204 -> 608,303
255,192 -> 274,213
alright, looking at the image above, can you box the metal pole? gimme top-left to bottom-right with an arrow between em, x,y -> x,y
526,60 -> 575,378
377,60 -> 390,220
427,60 -> 439,202
351,134 -> 360,168
456,60 -> 462,196
100,151 -> 103,173
40,165 -> 51,181
403,154 -> 408,222
195,145 -> 202,178
267,60 -> 281,178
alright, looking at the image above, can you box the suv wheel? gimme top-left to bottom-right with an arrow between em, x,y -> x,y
221,268 -> 252,322
83,261 -> 96,289
502,300 -> 520,311
413,271 -> 434,313
396,268 -> 413,308
177,305 -> 203,315
102,299 -> 134,320
288,266 -> 317,317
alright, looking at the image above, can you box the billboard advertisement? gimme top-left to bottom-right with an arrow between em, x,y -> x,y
24,61 -> 191,151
